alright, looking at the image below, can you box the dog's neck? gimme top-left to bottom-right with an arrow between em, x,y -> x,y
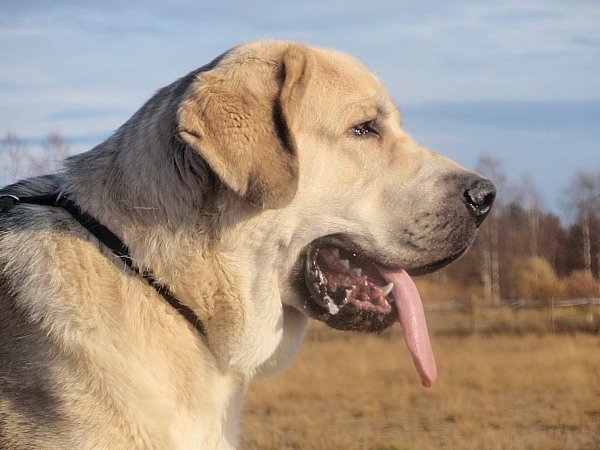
63,69 -> 218,227
59,71 -> 299,375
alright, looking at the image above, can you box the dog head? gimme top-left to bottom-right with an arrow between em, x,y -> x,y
174,41 -> 495,384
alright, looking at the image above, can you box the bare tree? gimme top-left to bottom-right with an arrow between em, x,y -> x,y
519,172 -> 543,257
475,155 -> 505,303
29,132 -> 72,175
1,131 -> 72,186
564,170 -> 600,276
1,132 -> 30,184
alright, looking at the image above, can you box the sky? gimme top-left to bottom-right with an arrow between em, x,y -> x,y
1,0 -> 599,218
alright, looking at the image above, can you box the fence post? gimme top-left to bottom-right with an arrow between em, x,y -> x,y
547,298 -> 555,334
470,298 -> 477,334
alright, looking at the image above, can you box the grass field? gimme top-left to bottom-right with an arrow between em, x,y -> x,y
240,319 -> 600,449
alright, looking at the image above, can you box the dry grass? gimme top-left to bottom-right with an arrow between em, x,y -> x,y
241,322 -> 600,449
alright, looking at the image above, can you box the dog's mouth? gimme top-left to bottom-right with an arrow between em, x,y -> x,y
299,241 -> 464,388
305,246 -> 395,317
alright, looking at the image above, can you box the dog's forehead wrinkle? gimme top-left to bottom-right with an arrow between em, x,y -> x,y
375,97 -> 398,116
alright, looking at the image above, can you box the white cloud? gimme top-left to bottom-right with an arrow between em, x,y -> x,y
1,0 -> 599,215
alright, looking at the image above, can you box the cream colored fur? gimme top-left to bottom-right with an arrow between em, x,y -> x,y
0,41 -> 487,448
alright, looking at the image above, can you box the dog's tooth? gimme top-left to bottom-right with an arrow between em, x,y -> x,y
353,268 -> 362,276
340,259 -> 350,269
313,268 -> 324,283
313,267 -> 327,286
325,296 -> 339,315
380,282 -> 394,297
343,288 -> 351,304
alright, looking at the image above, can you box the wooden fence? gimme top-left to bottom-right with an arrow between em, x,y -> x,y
423,298 -> 600,335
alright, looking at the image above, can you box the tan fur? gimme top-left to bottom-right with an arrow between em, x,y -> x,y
0,41 -> 491,448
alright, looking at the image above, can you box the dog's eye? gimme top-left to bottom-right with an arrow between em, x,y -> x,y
352,121 -> 379,138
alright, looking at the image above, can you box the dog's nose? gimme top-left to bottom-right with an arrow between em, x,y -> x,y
463,177 -> 496,224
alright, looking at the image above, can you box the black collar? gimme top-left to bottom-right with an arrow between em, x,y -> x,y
0,193 -> 207,337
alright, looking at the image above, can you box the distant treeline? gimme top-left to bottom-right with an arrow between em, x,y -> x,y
2,132 -> 599,301
1,132 -> 71,184
419,157 -> 600,302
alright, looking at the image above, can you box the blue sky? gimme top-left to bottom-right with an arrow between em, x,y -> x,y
1,0 -> 599,217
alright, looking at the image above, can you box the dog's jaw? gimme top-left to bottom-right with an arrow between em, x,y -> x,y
288,239 -> 463,388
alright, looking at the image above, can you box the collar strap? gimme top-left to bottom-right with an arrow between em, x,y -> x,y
1,193 -> 206,337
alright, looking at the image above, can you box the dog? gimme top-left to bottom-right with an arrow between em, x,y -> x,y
0,40 -> 495,448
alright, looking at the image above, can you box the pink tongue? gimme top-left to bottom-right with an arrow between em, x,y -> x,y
377,267 -> 437,388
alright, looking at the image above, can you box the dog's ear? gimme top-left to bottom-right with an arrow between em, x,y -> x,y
177,44 -> 311,209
